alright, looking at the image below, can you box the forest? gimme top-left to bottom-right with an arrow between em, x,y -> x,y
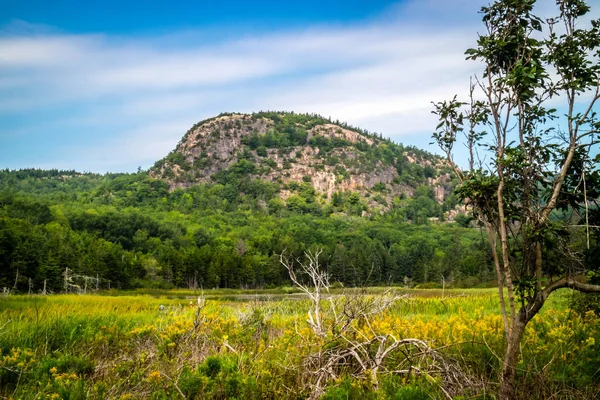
0,168 -> 489,293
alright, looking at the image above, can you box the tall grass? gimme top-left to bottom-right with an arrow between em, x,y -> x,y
0,289 -> 596,399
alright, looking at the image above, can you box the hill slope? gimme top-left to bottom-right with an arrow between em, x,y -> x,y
0,117 -> 481,292
150,112 -> 456,213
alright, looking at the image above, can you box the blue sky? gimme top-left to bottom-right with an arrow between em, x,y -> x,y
2,1 -> 402,33
1,0 -> 596,173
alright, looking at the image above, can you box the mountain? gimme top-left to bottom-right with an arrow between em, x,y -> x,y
0,114 -> 485,293
150,111 -> 458,216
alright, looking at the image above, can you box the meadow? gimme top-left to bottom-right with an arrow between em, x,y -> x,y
0,289 -> 598,399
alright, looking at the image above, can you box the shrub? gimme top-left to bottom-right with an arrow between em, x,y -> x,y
256,146 -> 268,157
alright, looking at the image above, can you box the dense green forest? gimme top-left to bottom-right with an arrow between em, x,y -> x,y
0,168 -> 491,293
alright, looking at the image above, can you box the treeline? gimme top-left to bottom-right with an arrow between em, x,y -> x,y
0,170 -> 492,293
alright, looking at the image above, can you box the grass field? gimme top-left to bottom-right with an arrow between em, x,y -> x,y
0,288 -> 598,399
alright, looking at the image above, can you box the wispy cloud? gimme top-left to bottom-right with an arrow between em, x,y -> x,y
0,0 -> 491,172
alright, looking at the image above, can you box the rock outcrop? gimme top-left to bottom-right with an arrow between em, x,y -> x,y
150,112 -> 455,212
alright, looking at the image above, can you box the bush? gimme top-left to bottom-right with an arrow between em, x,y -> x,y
373,182 -> 387,192
571,293 -> 600,316
38,355 -> 95,377
256,146 -> 268,157
179,366 -> 206,398
201,356 -> 225,378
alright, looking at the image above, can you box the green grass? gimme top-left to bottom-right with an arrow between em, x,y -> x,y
0,288 -> 597,399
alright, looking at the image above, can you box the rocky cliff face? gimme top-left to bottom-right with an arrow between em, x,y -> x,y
150,112 -> 454,211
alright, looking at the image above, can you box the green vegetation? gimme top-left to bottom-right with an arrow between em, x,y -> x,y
3,1 -> 600,393
1,290 -> 598,399
432,0 -> 600,397
0,168 -> 492,293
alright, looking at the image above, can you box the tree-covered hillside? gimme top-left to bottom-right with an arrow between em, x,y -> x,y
0,113 -> 480,293
0,167 -> 489,293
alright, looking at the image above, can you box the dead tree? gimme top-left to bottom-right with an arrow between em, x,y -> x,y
280,249 -> 474,399
280,249 -> 330,336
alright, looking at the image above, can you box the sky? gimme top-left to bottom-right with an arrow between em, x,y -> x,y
1,0 -> 597,173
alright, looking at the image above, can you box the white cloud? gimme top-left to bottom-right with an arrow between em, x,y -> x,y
0,0 -> 496,172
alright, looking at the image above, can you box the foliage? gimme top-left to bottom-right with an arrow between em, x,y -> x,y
0,168 -> 493,293
0,290 -> 598,399
432,0 -> 600,397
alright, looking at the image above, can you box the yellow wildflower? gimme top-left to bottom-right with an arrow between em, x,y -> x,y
147,370 -> 162,383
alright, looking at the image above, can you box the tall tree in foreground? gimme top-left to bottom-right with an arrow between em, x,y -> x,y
432,0 -> 600,398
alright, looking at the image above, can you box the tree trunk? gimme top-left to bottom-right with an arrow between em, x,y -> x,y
499,313 -> 527,400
